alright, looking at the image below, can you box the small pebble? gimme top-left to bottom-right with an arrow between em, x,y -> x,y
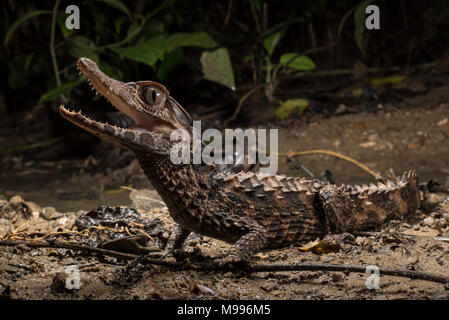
8,195 -> 24,208
423,217 -> 435,227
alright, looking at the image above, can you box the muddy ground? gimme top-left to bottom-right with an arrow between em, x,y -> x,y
1,69 -> 449,300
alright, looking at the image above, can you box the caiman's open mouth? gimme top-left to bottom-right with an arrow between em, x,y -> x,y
59,58 -> 160,146
59,57 -> 192,149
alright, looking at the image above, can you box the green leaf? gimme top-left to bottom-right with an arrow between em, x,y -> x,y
263,32 -> 282,57
275,99 -> 309,119
140,21 -> 165,41
38,77 -> 86,103
68,36 -> 99,64
4,10 -> 52,45
200,47 -> 235,90
113,32 -> 217,67
354,0 -> 372,56
94,0 -> 132,20
279,53 -> 315,71
99,62 -> 123,80
157,48 -> 185,82
126,20 -> 141,41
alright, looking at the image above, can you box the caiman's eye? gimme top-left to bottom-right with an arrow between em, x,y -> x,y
140,86 -> 164,105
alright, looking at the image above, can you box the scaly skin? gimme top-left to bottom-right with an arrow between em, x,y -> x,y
59,58 -> 421,263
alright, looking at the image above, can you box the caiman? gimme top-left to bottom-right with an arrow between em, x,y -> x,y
59,58 -> 421,263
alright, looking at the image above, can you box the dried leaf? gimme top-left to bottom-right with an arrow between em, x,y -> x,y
298,238 -> 340,253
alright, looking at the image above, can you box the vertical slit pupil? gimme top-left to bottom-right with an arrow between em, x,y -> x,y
152,90 -> 157,103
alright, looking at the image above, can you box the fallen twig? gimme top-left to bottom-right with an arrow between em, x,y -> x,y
0,239 -> 448,286
277,149 -> 379,178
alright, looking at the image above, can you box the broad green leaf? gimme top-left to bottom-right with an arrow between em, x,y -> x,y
69,36 -> 99,64
263,32 -> 282,57
354,0 -> 372,56
112,35 -> 165,68
275,99 -> 309,119
125,20 -> 142,42
157,48 -> 185,82
4,10 -> 52,45
113,32 -> 217,67
94,0 -> 132,20
38,77 -> 86,103
140,21 -> 165,41
200,47 -> 235,90
99,62 -> 123,80
279,53 -> 315,71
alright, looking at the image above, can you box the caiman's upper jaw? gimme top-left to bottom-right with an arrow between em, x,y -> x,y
75,57 -> 151,130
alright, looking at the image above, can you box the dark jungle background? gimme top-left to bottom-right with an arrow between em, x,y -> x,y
1,0 -> 449,301
1,0 -> 449,201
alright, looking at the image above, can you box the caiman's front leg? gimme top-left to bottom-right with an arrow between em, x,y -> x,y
215,215 -> 268,265
220,227 -> 268,265
165,214 -> 268,264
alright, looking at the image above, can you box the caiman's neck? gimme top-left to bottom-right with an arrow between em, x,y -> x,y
134,151 -> 205,214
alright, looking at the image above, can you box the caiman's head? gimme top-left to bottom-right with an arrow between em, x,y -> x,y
59,57 -> 192,153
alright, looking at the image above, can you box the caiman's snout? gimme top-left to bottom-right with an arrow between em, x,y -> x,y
77,57 -> 97,73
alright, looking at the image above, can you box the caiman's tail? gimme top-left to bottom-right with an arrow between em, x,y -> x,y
344,170 -> 421,231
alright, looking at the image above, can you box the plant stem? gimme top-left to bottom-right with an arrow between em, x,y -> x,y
50,0 -> 67,102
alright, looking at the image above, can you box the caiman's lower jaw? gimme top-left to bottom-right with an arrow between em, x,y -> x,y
58,105 -> 139,148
